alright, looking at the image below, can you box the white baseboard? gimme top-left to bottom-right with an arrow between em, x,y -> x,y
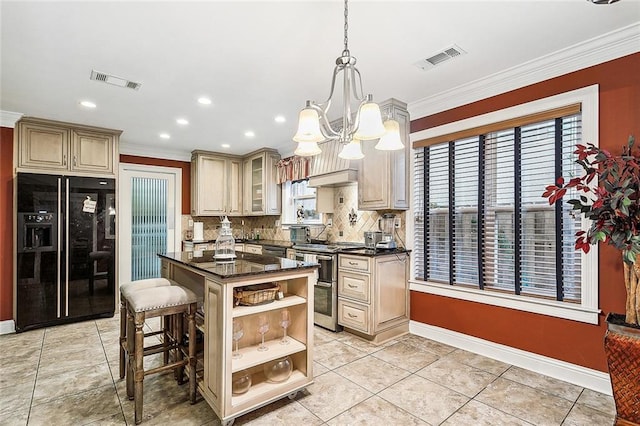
410,320 -> 612,396
0,319 -> 15,335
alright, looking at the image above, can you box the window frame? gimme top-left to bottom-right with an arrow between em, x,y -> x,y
409,85 -> 600,324
281,179 -> 323,226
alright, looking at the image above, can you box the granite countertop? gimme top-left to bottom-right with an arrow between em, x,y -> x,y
339,248 -> 411,257
184,239 -> 293,248
159,250 -> 317,279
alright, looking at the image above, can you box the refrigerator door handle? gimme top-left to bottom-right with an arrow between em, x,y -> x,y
57,178 -> 62,318
65,178 -> 69,317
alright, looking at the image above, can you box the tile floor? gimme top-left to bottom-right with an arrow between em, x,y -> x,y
0,316 -> 616,425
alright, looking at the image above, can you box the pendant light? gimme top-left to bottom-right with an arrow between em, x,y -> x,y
292,0 -> 403,158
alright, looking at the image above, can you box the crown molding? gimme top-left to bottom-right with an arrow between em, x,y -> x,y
1,110 -> 24,128
119,142 -> 192,162
408,22 -> 640,120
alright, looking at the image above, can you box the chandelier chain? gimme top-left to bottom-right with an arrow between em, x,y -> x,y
343,0 -> 349,52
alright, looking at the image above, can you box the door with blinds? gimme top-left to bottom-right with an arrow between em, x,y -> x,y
118,164 -> 182,284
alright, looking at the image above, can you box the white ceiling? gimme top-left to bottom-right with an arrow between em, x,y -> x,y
1,1 -> 639,160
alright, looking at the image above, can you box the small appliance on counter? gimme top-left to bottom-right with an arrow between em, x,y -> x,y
289,225 -> 311,245
364,231 -> 383,249
376,213 -> 397,249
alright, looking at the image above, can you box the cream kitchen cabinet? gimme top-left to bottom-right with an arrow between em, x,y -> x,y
337,252 -> 410,344
358,99 -> 409,210
243,149 -> 281,216
191,151 -> 243,216
17,117 -> 120,176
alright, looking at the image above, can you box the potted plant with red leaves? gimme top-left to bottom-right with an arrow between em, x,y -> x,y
543,135 -> 639,425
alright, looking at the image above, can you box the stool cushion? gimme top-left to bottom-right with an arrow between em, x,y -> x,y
127,286 -> 198,313
120,278 -> 173,299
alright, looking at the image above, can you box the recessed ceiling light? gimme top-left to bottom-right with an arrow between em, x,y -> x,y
197,97 -> 212,105
80,100 -> 96,108
221,143 -> 231,148
159,133 -> 171,139
176,118 -> 189,125
274,115 -> 286,123
244,131 -> 255,138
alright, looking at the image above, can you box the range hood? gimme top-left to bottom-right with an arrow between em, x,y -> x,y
307,140 -> 359,187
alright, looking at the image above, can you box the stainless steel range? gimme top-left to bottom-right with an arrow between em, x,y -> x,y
291,241 -> 364,331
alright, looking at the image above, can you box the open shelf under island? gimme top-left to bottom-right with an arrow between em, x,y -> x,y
159,250 -> 319,426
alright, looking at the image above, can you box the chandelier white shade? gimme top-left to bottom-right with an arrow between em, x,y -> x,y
292,0 -> 403,158
375,119 -> 405,150
338,139 -> 364,160
293,104 -> 324,143
294,140 -> 322,156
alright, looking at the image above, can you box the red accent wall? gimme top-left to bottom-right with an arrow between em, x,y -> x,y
119,155 -> 191,215
410,53 -> 640,372
0,127 -> 14,321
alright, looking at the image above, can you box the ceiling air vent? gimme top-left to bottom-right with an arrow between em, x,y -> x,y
90,70 -> 141,90
414,45 -> 467,71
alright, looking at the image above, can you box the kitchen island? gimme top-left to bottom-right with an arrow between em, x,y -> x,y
159,251 -> 318,426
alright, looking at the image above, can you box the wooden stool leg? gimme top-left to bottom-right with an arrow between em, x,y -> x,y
176,313 -> 185,385
126,310 -> 135,399
162,315 -> 170,366
134,311 -> 145,425
188,303 -> 197,404
119,298 -> 127,379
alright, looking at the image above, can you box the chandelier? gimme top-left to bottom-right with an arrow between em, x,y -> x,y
292,0 -> 404,160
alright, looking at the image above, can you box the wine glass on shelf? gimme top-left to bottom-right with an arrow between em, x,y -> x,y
257,315 -> 270,352
280,310 -> 291,345
232,319 -> 244,359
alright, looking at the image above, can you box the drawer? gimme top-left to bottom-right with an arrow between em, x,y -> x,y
194,243 -> 210,251
245,244 -> 262,255
338,271 -> 370,303
339,254 -> 370,272
338,299 -> 369,333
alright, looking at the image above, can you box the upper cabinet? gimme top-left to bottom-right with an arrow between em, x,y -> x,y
191,151 -> 242,216
243,148 -> 281,216
17,117 -> 120,176
358,99 -> 410,210
191,148 -> 280,217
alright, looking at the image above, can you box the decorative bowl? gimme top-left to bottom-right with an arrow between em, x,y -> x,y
263,356 -> 293,383
232,370 -> 252,395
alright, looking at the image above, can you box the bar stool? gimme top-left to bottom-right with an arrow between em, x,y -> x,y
119,278 -> 173,379
124,285 -> 198,424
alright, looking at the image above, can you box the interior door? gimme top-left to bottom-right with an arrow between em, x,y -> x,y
118,164 -> 182,285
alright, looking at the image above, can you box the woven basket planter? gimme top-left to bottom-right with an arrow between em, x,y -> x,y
605,313 -> 640,426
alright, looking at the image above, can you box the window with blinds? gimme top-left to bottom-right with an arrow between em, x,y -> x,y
413,113 -> 583,303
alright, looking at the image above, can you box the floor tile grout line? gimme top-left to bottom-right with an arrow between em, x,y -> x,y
96,318 -> 130,424
25,329 -> 46,425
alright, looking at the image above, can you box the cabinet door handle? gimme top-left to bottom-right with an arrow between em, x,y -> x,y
73,156 -> 77,166
63,154 -> 67,166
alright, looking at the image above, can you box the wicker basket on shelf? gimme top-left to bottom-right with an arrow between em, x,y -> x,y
233,283 -> 280,306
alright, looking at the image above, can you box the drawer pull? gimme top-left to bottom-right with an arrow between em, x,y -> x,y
347,284 -> 357,288
347,313 -> 357,318
348,261 -> 358,265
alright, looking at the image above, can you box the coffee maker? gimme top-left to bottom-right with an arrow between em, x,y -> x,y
376,213 -> 397,249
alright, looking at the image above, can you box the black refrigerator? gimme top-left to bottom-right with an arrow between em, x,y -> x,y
16,173 -> 116,332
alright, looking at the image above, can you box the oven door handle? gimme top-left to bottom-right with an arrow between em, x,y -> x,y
316,255 -> 333,261
315,281 -> 333,288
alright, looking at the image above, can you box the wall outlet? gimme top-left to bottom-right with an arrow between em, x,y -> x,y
326,218 -> 333,227
188,219 -> 194,228
395,217 -> 401,228
339,230 -> 343,236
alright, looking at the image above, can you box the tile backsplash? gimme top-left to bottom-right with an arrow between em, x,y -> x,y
182,184 -> 407,248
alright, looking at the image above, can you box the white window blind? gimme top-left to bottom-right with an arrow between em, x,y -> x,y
414,113 -> 583,303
